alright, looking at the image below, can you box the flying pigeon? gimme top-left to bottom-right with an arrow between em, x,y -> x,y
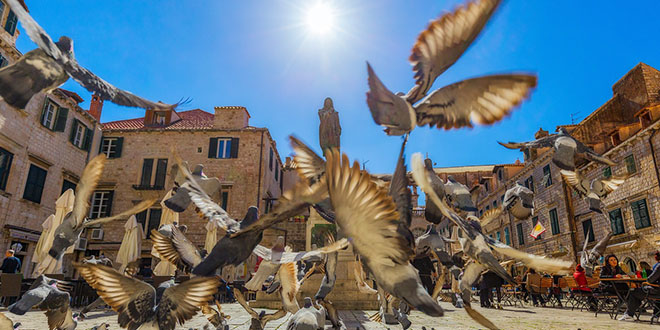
1,0 -> 183,111
365,0 -> 537,135
277,260 -> 302,313
316,299 -> 345,330
324,149 -> 443,317
233,288 -> 287,330
48,155 -> 156,260
200,301 -> 230,330
76,263 -> 218,330
580,229 -> 613,277
9,275 -> 76,330
560,170 -> 629,213
444,175 -> 478,213
502,182 -> 535,220
286,297 -> 325,330
165,163 -> 221,213
498,127 -> 616,171
151,225 -> 204,274
314,235 -> 340,301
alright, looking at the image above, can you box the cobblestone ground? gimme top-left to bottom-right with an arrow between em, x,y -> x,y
3,301 -> 658,329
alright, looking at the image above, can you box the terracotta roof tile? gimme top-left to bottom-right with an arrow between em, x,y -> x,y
102,109 -> 215,131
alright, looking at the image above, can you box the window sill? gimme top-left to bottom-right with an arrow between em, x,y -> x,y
132,184 -> 164,191
20,198 -> 41,206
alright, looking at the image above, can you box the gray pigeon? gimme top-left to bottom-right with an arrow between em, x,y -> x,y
1,0 -> 182,111
560,170 -> 629,214
499,127 -> 616,171
76,263 -> 217,330
422,158 -> 447,224
151,224 -> 204,274
286,297 -> 324,330
365,0 -> 537,135
502,182 -> 535,220
580,229 -> 612,277
165,163 -> 221,213
445,175 -> 478,213
415,225 -> 455,268
9,275 -> 76,330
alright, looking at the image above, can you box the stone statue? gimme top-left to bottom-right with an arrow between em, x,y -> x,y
318,97 -> 341,154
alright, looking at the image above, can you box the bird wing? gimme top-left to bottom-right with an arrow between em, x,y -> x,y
75,263 -> 156,330
261,309 -> 288,326
83,199 -> 156,228
575,140 -> 617,166
594,174 -> 629,197
389,136 -> 412,229
170,225 -> 203,267
278,262 -> 300,313
464,305 -> 499,330
479,208 -> 502,227
156,277 -> 219,330
4,0 -> 65,61
251,245 -> 274,261
290,135 -> 326,184
8,285 -> 50,315
405,0 -> 502,104
274,238 -> 349,264
233,288 -> 260,319
150,229 -> 185,269
45,305 -> 74,330
559,170 -> 589,196
486,238 -> 573,275
497,133 -> 557,151
72,154 -> 106,228
325,149 -> 412,267
366,62 -> 415,135
354,255 -> 378,294
414,74 -> 537,130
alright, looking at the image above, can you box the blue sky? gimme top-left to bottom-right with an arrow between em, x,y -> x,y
15,1 -> 660,174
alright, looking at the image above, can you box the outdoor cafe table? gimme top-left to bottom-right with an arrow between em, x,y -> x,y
599,277 -> 647,319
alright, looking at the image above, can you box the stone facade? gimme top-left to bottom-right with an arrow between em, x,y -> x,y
0,0 -> 102,275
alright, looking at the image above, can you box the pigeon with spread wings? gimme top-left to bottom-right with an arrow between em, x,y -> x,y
499,127 -> 616,171
8,275 -> 76,330
233,288 -> 287,330
76,263 -> 217,330
150,225 -> 203,274
561,170 -> 629,214
48,154 -> 156,260
365,0 -> 537,135
324,149 -> 443,316
1,0 -> 184,111
502,182 -> 535,220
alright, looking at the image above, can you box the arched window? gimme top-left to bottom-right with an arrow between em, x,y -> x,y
624,257 -> 637,274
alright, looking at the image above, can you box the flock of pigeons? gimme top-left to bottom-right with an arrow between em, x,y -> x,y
0,0 -> 632,329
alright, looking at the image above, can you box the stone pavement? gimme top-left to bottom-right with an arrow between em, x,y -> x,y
2,301 -> 658,329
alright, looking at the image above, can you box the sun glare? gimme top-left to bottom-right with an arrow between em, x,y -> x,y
305,2 -> 335,34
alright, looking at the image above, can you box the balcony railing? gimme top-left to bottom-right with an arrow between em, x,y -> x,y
131,184 -> 164,190
412,207 -> 425,217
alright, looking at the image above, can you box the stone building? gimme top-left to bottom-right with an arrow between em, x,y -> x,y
474,63 -> 660,271
0,0 -> 102,274
88,106 -> 286,276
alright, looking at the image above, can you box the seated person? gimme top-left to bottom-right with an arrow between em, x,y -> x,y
523,268 -> 545,307
638,261 -> 653,279
573,264 -> 597,310
619,252 -> 660,321
599,254 -> 628,294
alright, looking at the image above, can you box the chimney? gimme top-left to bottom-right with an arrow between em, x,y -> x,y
213,106 -> 250,129
88,93 -> 104,121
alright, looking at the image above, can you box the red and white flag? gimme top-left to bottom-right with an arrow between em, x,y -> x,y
530,220 -> 546,239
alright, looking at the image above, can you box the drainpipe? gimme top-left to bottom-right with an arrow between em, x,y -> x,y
561,179 -> 579,263
256,131 -> 264,209
648,128 -> 660,186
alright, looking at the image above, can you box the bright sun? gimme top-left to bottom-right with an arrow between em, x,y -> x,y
305,2 -> 335,34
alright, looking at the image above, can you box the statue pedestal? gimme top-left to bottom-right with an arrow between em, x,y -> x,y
250,209 -> 379,310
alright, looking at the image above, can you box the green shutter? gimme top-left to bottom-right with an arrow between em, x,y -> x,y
104,191 -> 114,217
83,126 -> 94,151
69,120 -> 78,144
114,137 -> 124,158
40,99 -> 49,128
208,138 -> 218,158
140,159 -> 154,186
53,108 -> 68,132
154,159 -> 168,188
230,138 -> 239,158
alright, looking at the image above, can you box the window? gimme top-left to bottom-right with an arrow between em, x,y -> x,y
0,54 -> 8,68
136,208 -> 161,238
609,208 -> 625,235
582,219 -> 595,242
498,169 -> 503,181
4,10 -> 17,35
88,191 -> 114,219
603,166 -> 612,179
40,98 -> 67,131
484,181 -> 490,192
624,258 -> 637,274
532,216 -> 541,240
524,176 -> 534,192
0,147 -> 13,191
100,137 -> 123,158
137,158 -> 167,189
61,179 -> 76,195
208,137 -> 239,159
504,227 -> 511,245
485,205 -> 490,211
221,191 -> 229,211
631,199 -> 651,229
153,112 -> 167,125
549,208 -> 560,235
275,164 -> 279,181
496,231 -> 501,242
542,164 -> 552,187
479,210 -> 483,217
492,200 -> 498,208
517,223 -> 524,245
624,155 -> 637,174
269,148 -> 274,171
69,120 -> 93,150
23,164 -> 47,203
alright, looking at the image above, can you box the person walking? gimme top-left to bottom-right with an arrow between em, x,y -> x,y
0,250 -> 21,273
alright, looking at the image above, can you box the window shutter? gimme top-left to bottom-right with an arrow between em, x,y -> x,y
83,127 -> 94,151
140,159 -> 154,186
135,210 -> 147,230
147,209 -> 162,238
114,137 -> 124,158
40,99 -> 49,127
69,120 -> 78,144
53,108 -> 68,132
154,159 -> 168,188
230,138 -> 239,158
104,191 -> 114,217
208,138 -> 218,158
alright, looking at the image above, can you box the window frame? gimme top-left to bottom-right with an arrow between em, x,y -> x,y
542,164 -> 553,187
624,154 -> 637,174
100,137 -> 123,158
631,199 -> 651,229
603,166 -> 612,179
22,164 -> 48,204
0,147 -> 13,191
549,208 -> 560,235
582,218 -> 595,243
609,208 -> 625,235
516,223 -> 525,245
88,190 -> 114,219
40,99 -> 58,130
504,227 -> 511,245
216,138 -> 232,159
4,9 -> 17,35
